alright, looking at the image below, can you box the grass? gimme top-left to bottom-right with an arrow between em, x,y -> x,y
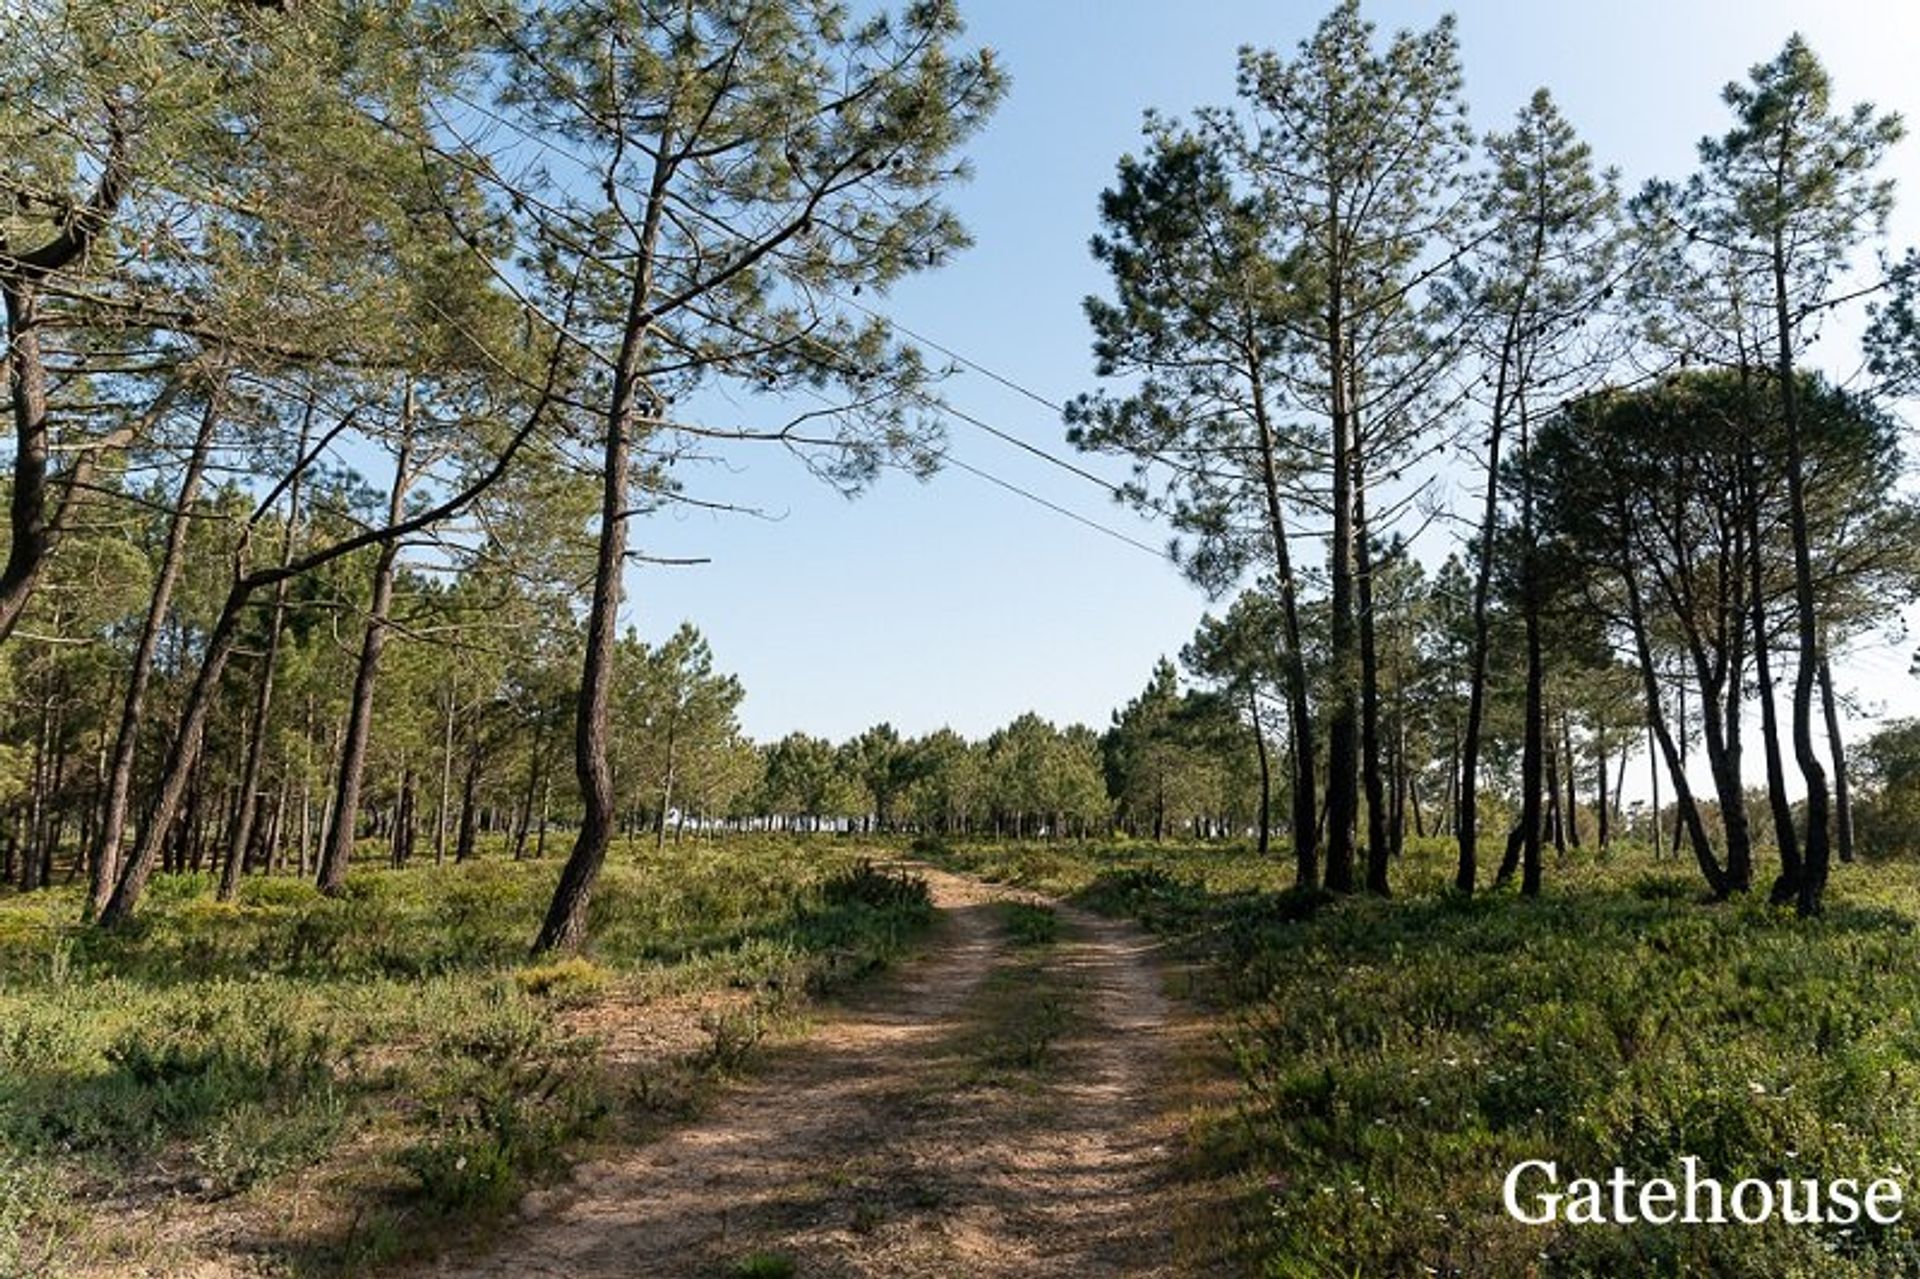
923,833 -> 1920,1279
728,1250 -> 797,1279
0,836 -> 932,1277
949,900 -> 1076,1087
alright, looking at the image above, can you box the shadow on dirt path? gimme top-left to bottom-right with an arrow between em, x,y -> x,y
418,866 -> 1196,1278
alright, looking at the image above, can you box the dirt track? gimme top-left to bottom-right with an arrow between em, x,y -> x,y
422,867 -> 1190,1278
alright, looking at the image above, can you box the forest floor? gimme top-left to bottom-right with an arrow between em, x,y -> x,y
417,866 -> 1222,1279
0,840 -> 969,1278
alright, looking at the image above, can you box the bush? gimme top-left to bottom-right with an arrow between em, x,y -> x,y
515,957 -> 612,1006
820,860 -> 931,914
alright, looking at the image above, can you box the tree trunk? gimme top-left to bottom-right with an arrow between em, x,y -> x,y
1624,564 -> 1728,896
1544,725 -> 1566,857
1457,317 -> 1519,894
534,139 -> 673,954
455,743 -> 480,863
655,721 -> 678,855
1248,687 -> 1271,859
317,401 -> 414,895
1596,731 -> 1611,850
1247,354 -> 1317,888
219,401 -> 309,900
1354,465 -> 1390,897
99,582 -> 248,927
1818,651 -> 1854,865
89,385 -> 223,915
392,766 -> 415,867
513,748 -> 539,860
1773,247 -> 1832,915
1750,540 -> 1800,899
1561,712 -> 1581,848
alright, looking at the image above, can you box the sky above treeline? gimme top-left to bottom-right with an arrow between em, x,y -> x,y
626,0 -> 1920,749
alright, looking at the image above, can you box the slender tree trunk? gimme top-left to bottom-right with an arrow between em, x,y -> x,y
392,766 -> 415,867
1683,650 -> 1751,892
1249,688 -> 1271,859
436,682 -> 455,864
24,693 -> 51,891
1355,463 -> 1389,897
1457,315 -> 1520,894
1772,249 -> 1832,914
535,138 -> 673,954
1596,732 -> 1611,850
219,401 -> 308,900
455,743 -> 480,863
1818,651 -> 1854,865
317,401 -> 414,895
536,765 -> 552,859
0,282 -> 59,646
89,385 -> 223,915
1545,728 -> 1566,857
1561,712 -> 1581,848
99,582 -> 248,927
1649,720 -> 1662,852
1389,718 -> 1407,860
512,748 -> 539,860
1624,562 -> 1728,896
1445,727 -> 1459,838
1612,749 -> 1627,837
655,722 -> 678,855
268,775 -> 290,875
1248,354 -> 1317,887
1750,554 -> 1800,899
1325,402 -> 1358,892
1518,442 -> 1545,897
298,696 -> 316,878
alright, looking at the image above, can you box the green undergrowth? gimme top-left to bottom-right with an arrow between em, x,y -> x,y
922,834 -> 1920,1278
0,838 -> 931,1277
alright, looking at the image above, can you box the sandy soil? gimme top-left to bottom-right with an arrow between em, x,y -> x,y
418,867 -> 1191,1278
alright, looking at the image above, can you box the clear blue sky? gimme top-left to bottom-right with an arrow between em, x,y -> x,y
625,0 -> 1920,750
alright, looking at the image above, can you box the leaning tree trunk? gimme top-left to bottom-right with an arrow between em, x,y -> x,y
316,408 -> 414,896
1623,562 -> 1728,897
90,386 -> 223,916
536,144 -> 674,952
535,367 -> 638,950
1818,651 -> 1854,865
100,583 -> 248,927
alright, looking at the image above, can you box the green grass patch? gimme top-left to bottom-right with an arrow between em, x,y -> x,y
1000,901 -> 1059,947
0,834 -> 935,1274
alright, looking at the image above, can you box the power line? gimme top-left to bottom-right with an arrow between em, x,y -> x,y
431,85 -> 1195,489
938,451 -> 1172,562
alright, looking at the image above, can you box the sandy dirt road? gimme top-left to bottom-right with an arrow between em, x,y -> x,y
421,866 -> 1192,1278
